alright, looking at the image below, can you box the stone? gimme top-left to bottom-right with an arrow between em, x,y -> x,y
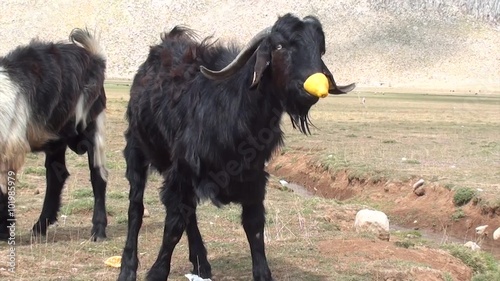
475,225 -> 488,235
414,187 -> 426,196
354,209 -> 390,241
464,241 -> 480,251
493,227 -> 500,240
143,208 -> 150,218
412,179 -> 425,189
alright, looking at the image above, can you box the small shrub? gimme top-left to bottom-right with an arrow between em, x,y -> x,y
395,240 -> 415,249
443,272 -> 453,281
473,271 -> 500,281
453,187 -> 476,206
451,208 -> 466,221
405,230 -> 423,238
443,244 -> 499,275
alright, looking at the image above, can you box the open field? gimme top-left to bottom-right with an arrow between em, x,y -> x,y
0,84 -> 498,280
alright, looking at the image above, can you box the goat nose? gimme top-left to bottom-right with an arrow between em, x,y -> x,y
303,73 -> 329,98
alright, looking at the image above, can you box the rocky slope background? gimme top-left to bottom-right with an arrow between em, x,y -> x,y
1,0 -> 499,92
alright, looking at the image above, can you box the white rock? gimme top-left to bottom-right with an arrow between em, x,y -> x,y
464,241 -> 481,251
279,180 -> 288,186
185,273 -> 212,281
412,179 -> 425,189
354,209 -> 390,241
475,225 -> 488,235
476,188 -> 483,192
493,227 -> 500,240
143,208 -> 150,218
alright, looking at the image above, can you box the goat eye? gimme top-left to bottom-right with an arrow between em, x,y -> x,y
275,44 -> 282,50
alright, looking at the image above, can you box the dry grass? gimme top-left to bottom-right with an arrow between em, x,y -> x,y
0,84 -> 497,280
282,91 -> 500,205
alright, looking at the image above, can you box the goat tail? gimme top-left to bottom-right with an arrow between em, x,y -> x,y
70,28 -> 106,61
93,107 -> 108,182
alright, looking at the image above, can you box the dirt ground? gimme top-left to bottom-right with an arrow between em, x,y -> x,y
0,89 -> 497,280
267,151 -> 500,263
318,239 -> 472,281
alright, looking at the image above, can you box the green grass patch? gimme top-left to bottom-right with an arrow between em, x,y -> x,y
453,187 -> 476,206
108,191 -> 127,199
115,215 -> 128,225
393,230 -> 423,239
403,159 -> 421,165
394,240 -> 415,249
72,189 -> 93,199
443,244 -> 500,278
61,198 -> 94,215
24,166 -> 46,176
451,208 -> 466,221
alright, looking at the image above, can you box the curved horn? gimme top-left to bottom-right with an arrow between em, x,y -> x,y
200,27 -> 272,80
321,60 -> 356,95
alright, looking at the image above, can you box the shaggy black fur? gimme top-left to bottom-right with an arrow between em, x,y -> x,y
0,29 -> 108,241
119,14 -> 353,281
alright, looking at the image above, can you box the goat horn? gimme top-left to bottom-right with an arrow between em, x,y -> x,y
200,27 -> 272,80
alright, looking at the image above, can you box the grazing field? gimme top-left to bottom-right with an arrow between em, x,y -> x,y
0,84 -> 498,280
280,89 -> 499,195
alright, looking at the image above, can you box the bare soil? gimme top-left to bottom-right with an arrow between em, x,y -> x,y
267,151 -> 500,261
318,239 -> 472,281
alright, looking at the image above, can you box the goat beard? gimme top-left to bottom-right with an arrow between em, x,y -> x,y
284,83 -> 318,135
290,113 -> 315,135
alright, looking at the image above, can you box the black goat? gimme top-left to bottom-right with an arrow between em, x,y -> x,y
118,14 -> 355,281
0,29 -> 108,241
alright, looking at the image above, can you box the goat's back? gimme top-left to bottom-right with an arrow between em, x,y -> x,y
127,26 -> 283,181
0,37 -> 106,151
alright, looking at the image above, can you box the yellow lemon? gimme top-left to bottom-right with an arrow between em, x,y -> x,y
303,73 -> 329,98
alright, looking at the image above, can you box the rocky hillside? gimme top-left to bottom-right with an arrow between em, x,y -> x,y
1,0 -> 499,92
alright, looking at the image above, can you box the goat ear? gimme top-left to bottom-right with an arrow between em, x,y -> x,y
250,45 -> 271,89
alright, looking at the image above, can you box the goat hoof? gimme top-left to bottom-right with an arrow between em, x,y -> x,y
92,235 -> 107,242
91,226 -> 107,242
192,267 -> 212,279
31,221 -> 48,237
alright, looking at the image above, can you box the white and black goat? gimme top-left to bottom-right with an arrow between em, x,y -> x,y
0,29 -> 108,241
